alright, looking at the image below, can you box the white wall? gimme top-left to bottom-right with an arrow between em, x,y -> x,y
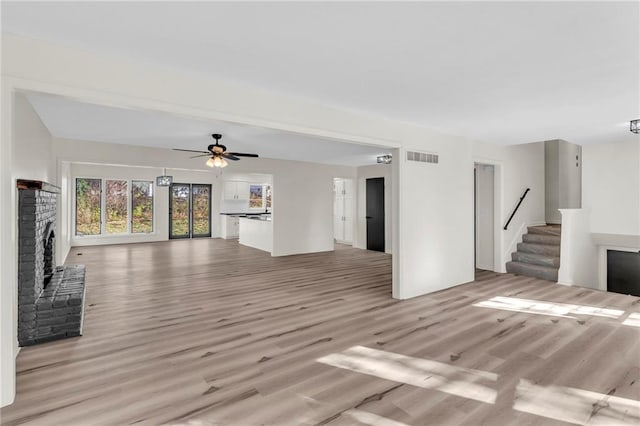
554,140 -> 639,291
13,93 -> 55,182
398,139 -> 476,298
472,141 -> 546,272
57,161 -> 72,264
1,92 -> 56,406
583,140 -> 640,236
557,209 -> 599,289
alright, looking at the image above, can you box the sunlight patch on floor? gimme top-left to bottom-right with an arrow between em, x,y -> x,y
343,409 -> 410,426
317,345 -> 497,404
622,312 -> 640,328
514,379 -> 640,425
473,296 -> 625,319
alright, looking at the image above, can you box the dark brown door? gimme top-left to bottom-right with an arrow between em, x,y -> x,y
366,177 -> 385,252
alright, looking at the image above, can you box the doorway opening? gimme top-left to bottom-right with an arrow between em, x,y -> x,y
366,177 -> 385,252
333,178 -> 354,245
169,183 -> 212,239
474,163 -> 495,271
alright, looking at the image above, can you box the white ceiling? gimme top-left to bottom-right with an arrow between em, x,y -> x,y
25,93 -> 392,167
3,2 -> 639,146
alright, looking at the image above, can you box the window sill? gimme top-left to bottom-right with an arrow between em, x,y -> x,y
73,232 -> 157,239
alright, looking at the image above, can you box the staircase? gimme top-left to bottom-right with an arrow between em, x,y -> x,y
506,225 -> 561,282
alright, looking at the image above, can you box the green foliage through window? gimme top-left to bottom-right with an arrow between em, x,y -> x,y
76,178 -> 101,236
132,181 -> 153,233
76,178 -> 154,236
249,185 -> 263,209
106,180 -> 128,234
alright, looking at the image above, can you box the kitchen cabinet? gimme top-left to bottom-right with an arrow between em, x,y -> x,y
333,179 -> 354,243
221,215 -> 240,239
223,181 -> 249,200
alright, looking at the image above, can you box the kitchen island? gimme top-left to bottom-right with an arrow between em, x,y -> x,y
239,216 -> 272,253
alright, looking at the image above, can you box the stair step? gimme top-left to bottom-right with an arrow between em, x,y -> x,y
506,261 -> 558,282
523,233 -> 561,245
517,242 -> 561,256
527,225 -> 561,236
511,252 -> 560,268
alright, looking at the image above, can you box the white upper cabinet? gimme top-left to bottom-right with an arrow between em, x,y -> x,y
333,178 -> 354,243
224,181 -> 249,200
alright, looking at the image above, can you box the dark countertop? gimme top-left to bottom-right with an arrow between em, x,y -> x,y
246,216 -> 272,222
220,212 -> 271,217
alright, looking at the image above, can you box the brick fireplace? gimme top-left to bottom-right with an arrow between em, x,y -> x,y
17,179 -> 86,346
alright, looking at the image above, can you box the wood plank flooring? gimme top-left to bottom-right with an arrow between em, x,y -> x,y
1,239 -> 639,425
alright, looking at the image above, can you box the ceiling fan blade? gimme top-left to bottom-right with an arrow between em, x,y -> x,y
173,148 -> 210,154
222,153 -> 240,161
190,154 -> 211,159
228,152 -> 259,158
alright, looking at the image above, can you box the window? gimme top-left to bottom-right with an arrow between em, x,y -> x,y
265,185 -> 271,209
75,178 -> 101,236
75,178 -> 154,236
249,184 -> 271,210
105,180 -> 128,234
132,181 -> 153,233
249,185 -> 263,209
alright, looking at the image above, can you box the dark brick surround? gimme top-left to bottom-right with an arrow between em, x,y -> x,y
17,180 -> 86,346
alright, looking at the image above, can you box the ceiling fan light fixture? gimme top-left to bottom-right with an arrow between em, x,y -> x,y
174,133 -> 258,168
631,119 -> 639,134
206,156 -> 229,168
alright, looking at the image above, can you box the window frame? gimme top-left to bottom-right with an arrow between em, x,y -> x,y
248,184 -> 264,210
74,177 -> 155,238
131,180 -> 154,234
248,183 -> 271,211
74,177 -> 103,237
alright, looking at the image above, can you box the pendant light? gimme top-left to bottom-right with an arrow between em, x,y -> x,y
155,168 -> 173,186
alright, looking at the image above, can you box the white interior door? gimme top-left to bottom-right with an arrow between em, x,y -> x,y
334,179 -> 345,241
342,179 -> 354,243
475,164 -> 495,270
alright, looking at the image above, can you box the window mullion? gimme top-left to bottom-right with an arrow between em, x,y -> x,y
101,178 -> 106,235
127,179 -> 132,234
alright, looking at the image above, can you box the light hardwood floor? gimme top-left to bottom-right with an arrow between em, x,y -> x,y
1,239 -> 639,425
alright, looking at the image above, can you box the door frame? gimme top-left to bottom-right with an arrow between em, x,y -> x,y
169,183 -> 212,239
473,160 -> 503,273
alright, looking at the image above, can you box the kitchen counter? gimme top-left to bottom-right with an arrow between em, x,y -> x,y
247,216 -> 271,222
239,216 -> 272,253
220,212 -> 271,216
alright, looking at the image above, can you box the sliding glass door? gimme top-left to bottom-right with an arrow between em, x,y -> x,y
169,183 -> 211,239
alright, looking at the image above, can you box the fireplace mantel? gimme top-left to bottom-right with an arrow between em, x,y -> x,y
16,179 -> 60,193
592,233 -> 640,249
592,232 -> 640,292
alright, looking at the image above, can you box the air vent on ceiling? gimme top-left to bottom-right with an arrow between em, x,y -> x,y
406,150 -> 439,164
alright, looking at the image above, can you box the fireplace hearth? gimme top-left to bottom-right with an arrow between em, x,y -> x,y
17,179 -> 86,346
